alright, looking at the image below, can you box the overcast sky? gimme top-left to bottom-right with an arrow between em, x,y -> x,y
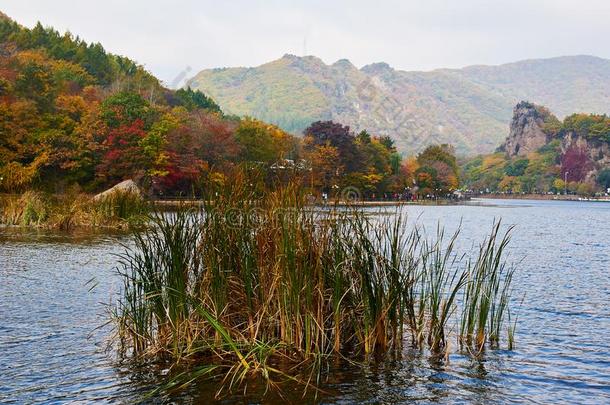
3,0 -> 610,87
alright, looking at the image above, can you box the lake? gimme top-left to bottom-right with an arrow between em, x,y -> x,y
1,199 -> 609,404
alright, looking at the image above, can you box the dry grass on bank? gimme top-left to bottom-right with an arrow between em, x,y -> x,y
0,190 -> 148,230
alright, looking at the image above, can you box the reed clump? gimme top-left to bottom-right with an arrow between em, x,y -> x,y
92,190 -> 149,223
114,177 -> 517,397
0,191 -> 49,226
0,190 -> 149,230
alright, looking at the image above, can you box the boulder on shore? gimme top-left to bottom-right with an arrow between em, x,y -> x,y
93,179 -> 142,201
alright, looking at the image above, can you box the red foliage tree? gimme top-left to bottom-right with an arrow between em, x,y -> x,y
190,111 -> 240,167
561,146 -> 592,182
157,124 -> 203,194
97,119 -> 147,183
154,112 -> 239,195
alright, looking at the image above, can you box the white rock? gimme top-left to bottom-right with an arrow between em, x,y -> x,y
93,179 -> 142,201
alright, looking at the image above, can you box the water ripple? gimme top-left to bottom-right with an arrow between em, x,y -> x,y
1,199 -> 609,403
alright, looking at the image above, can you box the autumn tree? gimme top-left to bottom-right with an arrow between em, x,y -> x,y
97,119 -> 148,183
305,142 -> 341,191
187,110 -> 240,168
400,157 -> 419,187
416,144 -> 459,192
561,146 -> 592,183
235,118 -> 294,164
303,121 -> 362,174
498,176 -> 522,193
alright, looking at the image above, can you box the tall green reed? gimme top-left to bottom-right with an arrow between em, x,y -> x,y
459,221 -> 515,353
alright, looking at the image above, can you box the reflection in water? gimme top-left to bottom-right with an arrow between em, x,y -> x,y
1,199 -> 610,403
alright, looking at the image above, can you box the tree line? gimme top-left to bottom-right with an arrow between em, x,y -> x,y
0,17 -> 460,198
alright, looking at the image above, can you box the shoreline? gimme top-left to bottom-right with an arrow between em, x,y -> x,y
152,198 -> 468,209
4,193 -> 609,230
475,194 -> 610,202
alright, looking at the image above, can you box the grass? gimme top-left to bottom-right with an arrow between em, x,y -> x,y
0,189 -> 149,230
113,175 -> 517,398
460,221 -> 515,353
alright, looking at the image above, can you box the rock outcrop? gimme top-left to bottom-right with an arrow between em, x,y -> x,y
501,101 -> 555,157
501,101 -> 610,183
93,179 -> 142,201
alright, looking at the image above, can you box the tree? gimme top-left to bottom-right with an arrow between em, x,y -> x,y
562,113 -> 610,142
100,91 -> 153,128
415,168 -> 436,194
552,178 -> 565,193
187,110 -> 240,167
97,119 -> 148,183
416,144 -> 459,192
303,121 -> 362,173
51,59 -> 94,94
356,130 -> 371,144
139,110 -> 182,178
561,146 -> 592,183
358,137 -> 391,175
389,152 -> 401,176
400,157 -> 419,187
175,87 -> 221,113
305,143 -> 341,191
80,42 -> 113,85
480,154 -> 507,189
12,50 -> 55,110
504,158 -> 529,177
235,118 -> 293,164
498,176 -> 522,193
576,182 -> 594,196
597,168 -> 610,190
158,125 -> 203,194
378,136 -> 396,152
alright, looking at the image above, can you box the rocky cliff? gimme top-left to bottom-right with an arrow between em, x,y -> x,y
501,101 -> 556,157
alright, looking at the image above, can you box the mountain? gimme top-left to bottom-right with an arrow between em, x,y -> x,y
188,55 -> 610,155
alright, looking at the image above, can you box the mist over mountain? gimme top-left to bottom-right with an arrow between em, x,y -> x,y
188,54 -> 610,155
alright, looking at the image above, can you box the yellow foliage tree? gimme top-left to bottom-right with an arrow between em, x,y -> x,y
498,176 -> 522,193
306,144 -> 341,190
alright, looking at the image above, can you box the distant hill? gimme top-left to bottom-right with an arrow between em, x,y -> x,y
188,55 -> 610,155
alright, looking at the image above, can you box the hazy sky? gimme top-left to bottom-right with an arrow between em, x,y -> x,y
3,0 -> 610,87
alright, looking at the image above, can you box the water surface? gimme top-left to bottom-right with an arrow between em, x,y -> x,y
1,199 -> 609,403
